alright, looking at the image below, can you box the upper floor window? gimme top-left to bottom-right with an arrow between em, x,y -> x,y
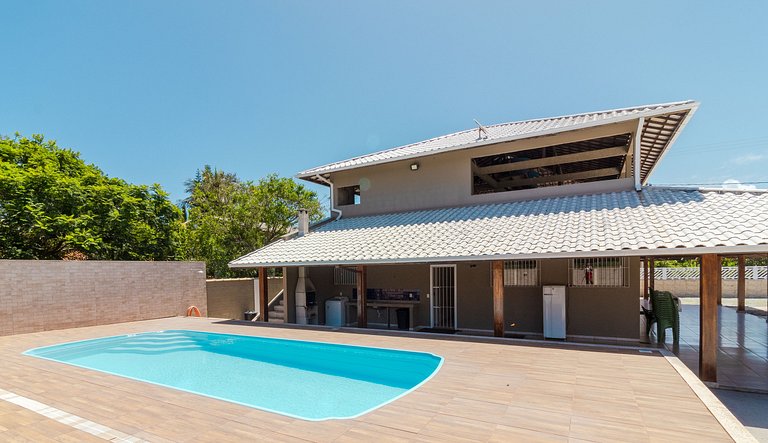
471,133 -> 632,195
337,185 -> 360,206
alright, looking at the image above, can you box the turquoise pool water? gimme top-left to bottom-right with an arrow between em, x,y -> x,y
24,330 -> 443,421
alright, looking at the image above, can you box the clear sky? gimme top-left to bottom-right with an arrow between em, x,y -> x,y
3,1 -> 767,206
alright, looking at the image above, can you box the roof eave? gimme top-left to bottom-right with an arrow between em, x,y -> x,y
228,243 -> 768,268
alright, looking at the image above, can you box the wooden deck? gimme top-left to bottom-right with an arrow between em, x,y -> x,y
0,317 -> 739,442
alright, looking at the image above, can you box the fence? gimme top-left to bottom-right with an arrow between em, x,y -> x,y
644,266 -> 767,298
643,266 -> 768,280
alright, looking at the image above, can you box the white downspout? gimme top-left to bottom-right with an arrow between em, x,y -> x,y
314,175 -> 342,220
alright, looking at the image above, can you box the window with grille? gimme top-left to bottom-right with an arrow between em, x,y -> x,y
568,257 -> 629,287
503,260 -> 539,286
334,267 -> 357,285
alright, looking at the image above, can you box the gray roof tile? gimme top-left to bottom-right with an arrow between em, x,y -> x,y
230,188 -> 768,267
298,101 -> 697,181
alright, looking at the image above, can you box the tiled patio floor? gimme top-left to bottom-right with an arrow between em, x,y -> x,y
0,318 -> 739,442
662,301 -> 768,392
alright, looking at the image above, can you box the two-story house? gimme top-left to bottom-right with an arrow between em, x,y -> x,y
230,100 -> 768,382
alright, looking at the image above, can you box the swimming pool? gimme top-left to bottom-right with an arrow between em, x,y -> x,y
23,330 -> 443,421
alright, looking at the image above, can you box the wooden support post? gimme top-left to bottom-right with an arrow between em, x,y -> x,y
737,256 -> 746,312
716,256 -> 723,306
492,261 -> 504,337
699,254 -> 720,383
357,265 -> 367,328
649,258 -> 655,292
643,257 -> 649,299
259,267 -> 269,322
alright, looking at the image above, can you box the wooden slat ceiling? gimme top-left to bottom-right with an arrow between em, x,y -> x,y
472,133 -> 632,194
638,111 -> 689,183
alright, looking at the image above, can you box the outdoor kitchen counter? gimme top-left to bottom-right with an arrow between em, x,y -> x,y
347,301 -> 419,330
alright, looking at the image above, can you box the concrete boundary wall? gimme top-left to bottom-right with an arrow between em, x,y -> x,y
0,260 -> 207,336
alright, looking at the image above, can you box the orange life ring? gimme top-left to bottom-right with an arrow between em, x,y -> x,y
186,306 -> 202,317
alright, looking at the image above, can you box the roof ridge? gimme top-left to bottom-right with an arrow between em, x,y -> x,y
482,100 -> 695,130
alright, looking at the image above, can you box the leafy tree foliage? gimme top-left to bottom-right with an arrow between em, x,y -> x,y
0,134 -> 183,260
183,166 -> 323,278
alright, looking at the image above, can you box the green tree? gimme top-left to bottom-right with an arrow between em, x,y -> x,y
183,168 -> 323,278
0,134 -> 183,260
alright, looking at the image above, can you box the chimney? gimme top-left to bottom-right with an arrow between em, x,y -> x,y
297,209 -> 309,237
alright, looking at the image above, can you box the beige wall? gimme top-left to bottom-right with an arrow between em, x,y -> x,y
329,121 -> 637,217
653,279 -> 768,298
467,258 -> 641,339
206,277 -> 284,320
565,257 -> 641,339
282,256 -> 641,339
206,278 -> 255,320
0,260 -> 206,336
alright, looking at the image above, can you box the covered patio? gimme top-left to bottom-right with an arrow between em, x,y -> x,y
232,187 -> 768,386
672,303 -> 768,392
640,254 -> 768,389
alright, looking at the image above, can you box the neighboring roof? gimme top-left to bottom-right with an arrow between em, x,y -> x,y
230,187 -> 768,267
298,100 -> 698,185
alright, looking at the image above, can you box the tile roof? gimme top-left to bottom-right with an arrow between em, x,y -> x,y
230,188 -> 768,267
298,101 -> 698,184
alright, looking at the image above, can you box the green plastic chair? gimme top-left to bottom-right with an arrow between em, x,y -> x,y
649,290 -> 680,345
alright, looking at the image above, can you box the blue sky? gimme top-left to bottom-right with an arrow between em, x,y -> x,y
3,1 -> 767,205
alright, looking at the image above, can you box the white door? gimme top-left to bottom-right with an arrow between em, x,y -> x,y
430,265 -> 457,329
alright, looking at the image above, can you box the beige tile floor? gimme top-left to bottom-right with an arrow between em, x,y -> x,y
0,318 -> 736,442
661,299 -> 768,392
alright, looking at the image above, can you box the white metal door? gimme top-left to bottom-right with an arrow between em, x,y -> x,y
430,265 -> 457,329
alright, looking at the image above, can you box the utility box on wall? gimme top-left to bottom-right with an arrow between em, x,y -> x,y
543,285 -> 566,339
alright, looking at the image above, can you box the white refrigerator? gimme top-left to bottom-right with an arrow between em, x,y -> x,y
543,285 -> 566,339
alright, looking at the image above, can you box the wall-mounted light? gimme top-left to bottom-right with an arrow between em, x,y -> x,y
410,162 -> 420,171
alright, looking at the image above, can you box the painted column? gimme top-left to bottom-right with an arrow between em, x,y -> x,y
295,267 -> 308,325
643,257 -> 649,299
699,254 -> 720,383
737,256 -> 746,312
492,260 -> 504,337
259,267 -> 269,322
357,265 -> 367,328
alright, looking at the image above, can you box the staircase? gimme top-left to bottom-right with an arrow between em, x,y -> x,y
269,296 -> 285,323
